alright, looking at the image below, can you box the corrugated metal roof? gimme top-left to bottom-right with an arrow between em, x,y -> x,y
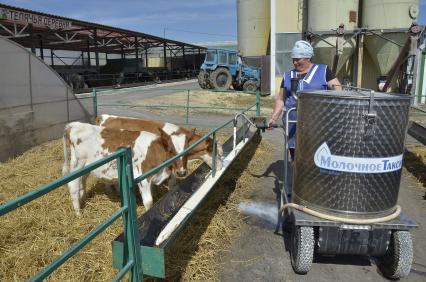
0,3 -> 206,52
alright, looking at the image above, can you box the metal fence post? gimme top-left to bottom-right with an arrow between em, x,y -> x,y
186,89 -> 190,125
118,148 -> 142,281
242,119 -> 246,142
212,132 -> 217,177
92,88 -> 98,119
256,90 -> 261,116
417,51 -> 425,105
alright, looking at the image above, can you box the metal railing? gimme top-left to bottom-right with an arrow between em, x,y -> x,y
92,87 -> 261,126
62,69 -> 200,92
0,148 -> 142,282
0,99 -> 260,280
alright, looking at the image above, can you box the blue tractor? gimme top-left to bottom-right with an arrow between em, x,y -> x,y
198,48 -> 261,92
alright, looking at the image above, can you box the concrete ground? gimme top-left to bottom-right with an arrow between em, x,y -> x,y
95,81 -> 426,281
219,129 -> 426,282
95,80 -> 235,127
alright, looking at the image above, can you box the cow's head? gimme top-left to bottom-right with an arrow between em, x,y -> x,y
159,128 -> 188,177
187,132 -> 223,171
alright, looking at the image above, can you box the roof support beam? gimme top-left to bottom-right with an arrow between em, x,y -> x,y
163,42 -> 167,69
93,28 -> 100,75
135,36 -> 139,74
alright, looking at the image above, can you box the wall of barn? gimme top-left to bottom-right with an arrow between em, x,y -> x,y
0,37 -> 93,162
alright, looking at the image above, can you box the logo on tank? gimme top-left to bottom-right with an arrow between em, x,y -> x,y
314,143 -> 403,174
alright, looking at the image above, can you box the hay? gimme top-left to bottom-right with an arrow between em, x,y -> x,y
0,131 -> 272,281
404,145 -> 426,190
0,139 -> 145,281
161,135 -> 272,281
410,145 -> 426,165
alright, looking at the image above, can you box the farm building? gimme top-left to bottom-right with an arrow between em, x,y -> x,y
0,3 -> 207,161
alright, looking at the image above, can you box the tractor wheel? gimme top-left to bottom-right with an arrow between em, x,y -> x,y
206,79 -> 214,89
377,230 -> 413,279
243,80 -> 258,92
198,70 -> 207,89
290,225 -> 314,274
209,67 -> 232,91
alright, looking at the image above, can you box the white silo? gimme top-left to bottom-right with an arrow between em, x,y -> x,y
307,0 -> 359,76
237,0 -> 270,57
363,0 -> 419,80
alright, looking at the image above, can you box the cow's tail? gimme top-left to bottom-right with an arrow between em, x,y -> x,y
62,125 -> 71,175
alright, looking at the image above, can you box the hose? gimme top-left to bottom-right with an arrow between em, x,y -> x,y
280,203 -> 402,225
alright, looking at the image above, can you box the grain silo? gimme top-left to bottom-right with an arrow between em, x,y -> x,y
307,0 -> 359,79
362,0 -> 419,89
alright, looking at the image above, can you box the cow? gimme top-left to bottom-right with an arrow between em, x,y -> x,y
62,122 -> 187,215
96,114 -> 223,171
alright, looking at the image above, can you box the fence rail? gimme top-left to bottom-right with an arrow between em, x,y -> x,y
0,148 -> 143,282
93,87 -> 261,125
0,94 -> 260,280
62,69 -> 200,91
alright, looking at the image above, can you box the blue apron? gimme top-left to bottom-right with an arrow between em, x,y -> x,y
282,64 -> 328,148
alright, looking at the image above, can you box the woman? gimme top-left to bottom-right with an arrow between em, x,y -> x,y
268,40 -> 341,160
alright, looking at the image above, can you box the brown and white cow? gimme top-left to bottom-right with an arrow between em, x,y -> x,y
96,114 -> 223,171
62,122 -> 186,215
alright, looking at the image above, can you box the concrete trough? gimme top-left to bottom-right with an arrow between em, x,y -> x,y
408,121 -> 426,145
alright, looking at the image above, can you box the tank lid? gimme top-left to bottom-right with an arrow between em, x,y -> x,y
299,90 -> 411,100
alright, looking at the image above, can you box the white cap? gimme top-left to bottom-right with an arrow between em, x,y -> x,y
291,40 -> 314,59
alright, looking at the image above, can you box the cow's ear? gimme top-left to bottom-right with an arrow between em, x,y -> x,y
158,128 -> 168,143
158,128 -> 174,151
95,116 -> 101,125
206,137 -> 213,150
187,128 -> 196,140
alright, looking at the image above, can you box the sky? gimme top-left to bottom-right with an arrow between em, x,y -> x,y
1,0 -> 425,44
0,0 -> 238,44
420,0 -> 426,25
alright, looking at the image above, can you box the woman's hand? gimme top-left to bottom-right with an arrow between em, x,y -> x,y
268,117 -> 277,129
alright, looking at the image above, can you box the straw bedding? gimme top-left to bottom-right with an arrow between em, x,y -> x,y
0,129 -> 272,281
404,145 -> 426,191
0,139 -> 138,281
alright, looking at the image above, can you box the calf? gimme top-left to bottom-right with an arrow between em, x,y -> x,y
62,122 -> 186,215
96,114 -> 223,171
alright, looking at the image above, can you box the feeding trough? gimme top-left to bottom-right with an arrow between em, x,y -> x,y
112,119 -> 261,278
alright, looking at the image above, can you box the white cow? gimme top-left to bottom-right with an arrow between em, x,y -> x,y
62,122 -> 187,215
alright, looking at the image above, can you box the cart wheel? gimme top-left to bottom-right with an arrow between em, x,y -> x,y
290,225 -> 314,274
378,230 -> 413,279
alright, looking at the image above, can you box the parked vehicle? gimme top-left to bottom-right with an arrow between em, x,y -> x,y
198,48 -> 260,91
